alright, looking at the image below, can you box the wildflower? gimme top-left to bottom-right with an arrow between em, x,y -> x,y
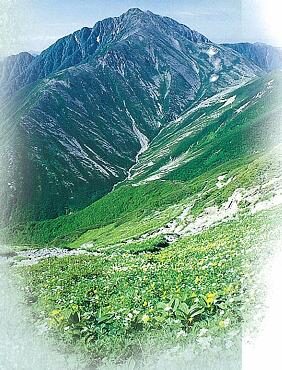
176,330 -> 187,338
195,276 -> 201,284
50,309 -> 61,316
205,292 -> 216,305
141,314 -> 150,324
219,318 -> 230,328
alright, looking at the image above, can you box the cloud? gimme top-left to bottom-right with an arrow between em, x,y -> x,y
171,9 -> 229,18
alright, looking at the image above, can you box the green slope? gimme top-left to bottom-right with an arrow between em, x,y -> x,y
4,72 -> 282,247
18,207 -> 282,362
7,72 -> 282,364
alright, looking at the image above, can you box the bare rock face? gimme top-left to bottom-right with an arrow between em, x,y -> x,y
0,52 -> 35,88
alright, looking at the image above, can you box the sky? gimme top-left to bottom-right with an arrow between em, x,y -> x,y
2,0 -> 282,56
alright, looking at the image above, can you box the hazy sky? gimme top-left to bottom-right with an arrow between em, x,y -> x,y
5,0 -> 282,55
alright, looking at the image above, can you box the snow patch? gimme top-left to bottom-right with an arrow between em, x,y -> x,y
216,175 -> 233,189
236,101 -> 250,114
163,71 -> 172,100
206,46 -> 218,57
222,95 -> 236,108
143,153 -> 194,183
210,74 -> 219,83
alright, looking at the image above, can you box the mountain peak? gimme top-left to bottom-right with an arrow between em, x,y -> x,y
124,7 -> 144,15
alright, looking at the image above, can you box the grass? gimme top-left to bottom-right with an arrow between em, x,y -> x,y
3,180 -> 190,247
3,146 -> 277,250
5,72 -> 282,366
17,208 -> 280,363
3,72 -> 281,248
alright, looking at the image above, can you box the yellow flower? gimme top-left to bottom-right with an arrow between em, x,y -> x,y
143,301 -> 148,307
219,320 -> 225,328
205,292 -> 216,305
195,276 -> 201,284
219,318 -> 230,328
50,309 -> 61,316
141,314 -> 150,324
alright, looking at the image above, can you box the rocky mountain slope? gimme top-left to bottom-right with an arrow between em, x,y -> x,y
1,8 -> 210,98
5,71 -> 281,247
223,42 -> 282,72
0,52 -> 35,90
0,9 -> 261,226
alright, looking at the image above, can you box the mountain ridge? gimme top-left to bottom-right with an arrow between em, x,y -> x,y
0,8 -> 211,99
223,42 -> 282,72
0,9 -> 261,226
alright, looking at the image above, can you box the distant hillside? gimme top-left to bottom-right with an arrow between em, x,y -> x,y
223,42 -> 282,72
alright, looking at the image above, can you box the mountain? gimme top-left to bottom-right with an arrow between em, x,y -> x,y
0,8 -> 261,226
223,42 -> 282,72
1,8 -> 210,98
0,52 -> 35,89
5,72 -> 282,247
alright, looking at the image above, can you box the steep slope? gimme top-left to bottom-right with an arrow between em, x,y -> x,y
0,9 -> 260,226
6,72 -> 281,247
0,52 -> 35,91
223,42 -> 282,72
127,74 -> 281,185
1,8 -> 210,98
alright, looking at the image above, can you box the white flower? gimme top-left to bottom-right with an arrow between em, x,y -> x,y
164,305 -> 172,312
176,330 -> 187,338
199,328 -> 208,336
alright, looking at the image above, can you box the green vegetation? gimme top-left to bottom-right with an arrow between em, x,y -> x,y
4,181 -> 189,246
2,72 -> 281,364
19,209 -> 279,362
3,73 -> 281,249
